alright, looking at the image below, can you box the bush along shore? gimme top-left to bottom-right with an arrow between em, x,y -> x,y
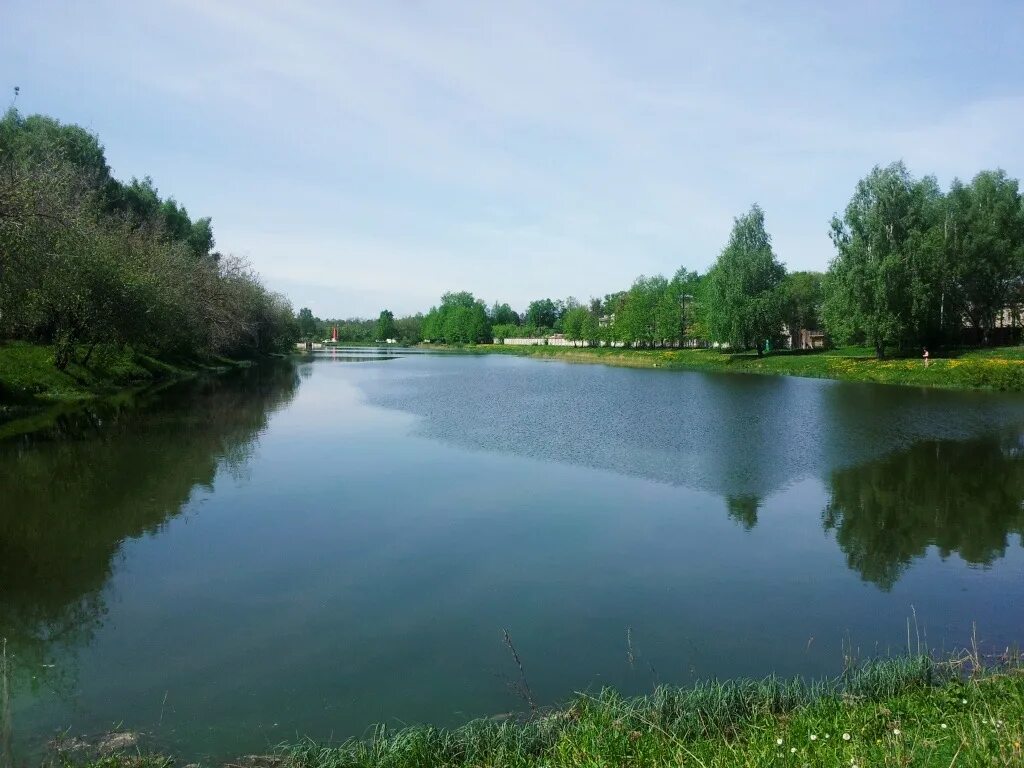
472,344 -> 1024,392
58,656 -> 1024,768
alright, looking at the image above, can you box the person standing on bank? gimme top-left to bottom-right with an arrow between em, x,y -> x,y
923,348 -> 930,367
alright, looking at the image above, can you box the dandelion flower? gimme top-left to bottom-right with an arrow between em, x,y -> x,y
776,738 -> 783,745
810,734 -> 818,741
790,747 -> 797,754
961,698 -> 967,704
941,723 -> 947,729
842,733 -> 851,741
893,728 -> 901,736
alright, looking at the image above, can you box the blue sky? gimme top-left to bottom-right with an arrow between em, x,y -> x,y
3,1 -> 1024,318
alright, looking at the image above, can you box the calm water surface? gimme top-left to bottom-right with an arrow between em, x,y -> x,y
2,350 -> 1024,760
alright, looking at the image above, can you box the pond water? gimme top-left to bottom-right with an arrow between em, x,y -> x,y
2,350 -> 1024,761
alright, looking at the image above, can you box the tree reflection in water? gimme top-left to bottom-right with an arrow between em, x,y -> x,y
0,362 -> 298,763
823,435 -> 1024,590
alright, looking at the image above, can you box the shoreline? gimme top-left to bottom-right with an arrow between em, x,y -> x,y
0,342 -> 264,440
434,343 -> 1024,392
45,656 -> 1024,768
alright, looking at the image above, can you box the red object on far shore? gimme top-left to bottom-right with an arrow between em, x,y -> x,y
332,326 -> 338,342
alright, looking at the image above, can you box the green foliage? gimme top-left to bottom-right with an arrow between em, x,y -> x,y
703,204 -> 786,352
422,292 -> 491,344
490,302 -> 520,326
284,160 -> 1023,362
375,309 -> 397,341
393,313 -> 423,344
0,109 -> 296,366
945,170 -> 1024,339
491,323 -> 520,342
297,308 -> 322,340
825,163 -> 1024,356
616,275 -> 664,347
781,270 -> 824,339
561,305 -> 593,345
525,298 -> 562,331
824,163 -> 941,357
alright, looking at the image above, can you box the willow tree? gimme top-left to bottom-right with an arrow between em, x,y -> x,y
703,204 -> 785,354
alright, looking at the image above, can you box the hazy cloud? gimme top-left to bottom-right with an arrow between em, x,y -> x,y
3,0 -> 1022,315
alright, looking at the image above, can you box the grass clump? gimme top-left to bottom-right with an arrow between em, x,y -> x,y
272,657 -> 1021,768
63,657 -> 1024,768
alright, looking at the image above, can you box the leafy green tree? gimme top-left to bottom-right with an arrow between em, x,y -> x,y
422,308 -> 442,342
781,271 -> 824,343
188,216 -> 215,258
562,305 -> 591,346
118,176 -> 162,225
945,170 -> 1024,342
703,204 -> 786,354
443,304 -> 488,344
672,268 -> 704,342
654,290 -> 683,346
375,309 -> 397,341
296,308 -> 320,340
490,302 -> 519,326
580,310 -> 600,345
617,276 -> 668,347
394,313 -> 423,344
491,323 -> 519,342
823,163 -> 943,357
0,109 -> 297,362
421,292 -> 491,344
0,109 -> 111,188
526,298 -> 559,330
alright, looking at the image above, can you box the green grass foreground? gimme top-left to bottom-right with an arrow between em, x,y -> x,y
475,344 -> 1024,391
68,658 -> 1024,768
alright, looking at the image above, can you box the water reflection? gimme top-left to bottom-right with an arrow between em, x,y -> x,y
823,436 -> 1024,590
3,354 -> 1024,763
725,495 -> 761,530
358,356 -> 1024,581
0,363 -> 299,725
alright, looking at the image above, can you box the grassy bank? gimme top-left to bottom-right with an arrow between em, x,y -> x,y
474,344 -> 1024,391
0,341 -> 252,419
67,657 -> 1024,768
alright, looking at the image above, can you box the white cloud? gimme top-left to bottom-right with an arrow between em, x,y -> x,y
4,0 -> 1023,316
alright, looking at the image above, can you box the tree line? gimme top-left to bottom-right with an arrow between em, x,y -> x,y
0,110 -> 297,369
315,161 -> 1023,357
295,308 -> 424,344
825,162 -> 1024,356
